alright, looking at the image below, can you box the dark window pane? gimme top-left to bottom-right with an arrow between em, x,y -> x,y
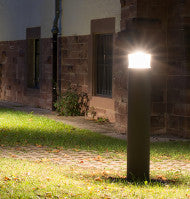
95,34 -> 113,96
35,39 -> 40,88
27,39 -> 40,88
27,39 -> 35,88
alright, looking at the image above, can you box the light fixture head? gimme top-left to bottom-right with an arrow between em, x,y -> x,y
128,51 -> 151,69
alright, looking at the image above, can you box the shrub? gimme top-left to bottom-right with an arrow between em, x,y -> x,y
54,86 -> 89,116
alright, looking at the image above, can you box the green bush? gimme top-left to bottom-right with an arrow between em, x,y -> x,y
54,86 -> 89,116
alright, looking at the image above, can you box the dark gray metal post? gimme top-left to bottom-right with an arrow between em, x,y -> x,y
127,68 -> 151,181
51,0 -> 60,111
52,33 -> 58,111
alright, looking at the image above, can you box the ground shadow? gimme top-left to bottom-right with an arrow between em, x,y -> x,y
0,108 -> 126,152
105,176 -> 182,186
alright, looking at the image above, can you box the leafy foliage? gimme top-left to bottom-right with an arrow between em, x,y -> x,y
54,86 -> 89,116
97,117 -> 109,123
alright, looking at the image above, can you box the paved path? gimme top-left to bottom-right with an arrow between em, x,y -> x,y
0,100 -> 189,174
0,145 -> 189,174
0,101 -> 124,139
0,100 -> 189,142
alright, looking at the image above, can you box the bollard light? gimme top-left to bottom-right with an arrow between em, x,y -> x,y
128,51 -> 151,69
127,51 -> 151,181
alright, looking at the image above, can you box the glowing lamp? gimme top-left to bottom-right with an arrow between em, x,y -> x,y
128,52 -> 151,69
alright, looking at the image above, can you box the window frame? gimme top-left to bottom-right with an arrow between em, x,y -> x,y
93,33 -> 113,98
26,27 -> 41,89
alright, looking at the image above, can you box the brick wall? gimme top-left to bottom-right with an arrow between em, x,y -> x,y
60,35 -> 89,93
58,1 -> 190,137
59,34 -> 117,123
120,0 -> 137,30
113,31 -> 128,132
117,0 -> 190,138
165,1 -> 190,138
0,1 -> 189,138
0,38 -> 52,109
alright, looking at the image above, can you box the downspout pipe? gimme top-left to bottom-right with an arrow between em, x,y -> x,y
51,0 -> 60,110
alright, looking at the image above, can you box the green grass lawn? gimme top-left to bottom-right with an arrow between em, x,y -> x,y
0,108 -> 189,198
0,158 -> 189,199
0,108 -> 126,153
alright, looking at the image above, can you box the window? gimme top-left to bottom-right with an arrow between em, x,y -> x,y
26,27 -> 41,89
94,34 -> 113,97
27,39 -> 40,88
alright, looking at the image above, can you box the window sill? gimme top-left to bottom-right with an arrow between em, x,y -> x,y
90,96 -> 114,110
95,94 -> 112,99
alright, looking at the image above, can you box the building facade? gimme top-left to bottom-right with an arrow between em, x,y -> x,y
0,0 -> 190,138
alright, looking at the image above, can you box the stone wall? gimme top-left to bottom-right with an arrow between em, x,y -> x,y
166,1 -> 190,138
60,34 -> 117,123
118,0 -> 168,135
58,1 -> 190,138
118,0 -> 190,138
113,31 -> 128,132
0,0 -> 190,138
0,38 -> 52,109
60,35 -> 89,93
